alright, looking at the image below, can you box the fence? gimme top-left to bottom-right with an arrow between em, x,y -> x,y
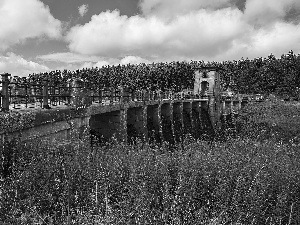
0,73 -> 202,112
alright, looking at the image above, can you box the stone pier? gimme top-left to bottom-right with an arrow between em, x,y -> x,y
146,104 -> 161,144
160,103 -> 174,145
192,101 -> 202,139
172,102 -> 183,143
183,101 -> 193,136
127,106 -> 145,144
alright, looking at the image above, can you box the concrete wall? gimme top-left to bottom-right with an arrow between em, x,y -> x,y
90,110 -> 123,144
127,106 -> 145,144
0,108 -> 91,143
199,105 -> 214,137
183,101 -> 193,136
1,98 -> 249,149
160,103 -> 174,145
172,102 -> 183,143
192,101 -> 201,139
146,104 -> 161,144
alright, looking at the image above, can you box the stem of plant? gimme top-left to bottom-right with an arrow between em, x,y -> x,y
288,202 -> 294,225
95,180 -> 98,207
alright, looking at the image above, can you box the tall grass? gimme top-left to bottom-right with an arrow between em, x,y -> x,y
1,100 -> 300,224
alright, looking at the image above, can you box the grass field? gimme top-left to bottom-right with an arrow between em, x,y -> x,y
1,98 -> 300,224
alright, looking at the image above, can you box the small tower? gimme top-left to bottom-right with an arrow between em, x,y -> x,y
193,67 -> 223,130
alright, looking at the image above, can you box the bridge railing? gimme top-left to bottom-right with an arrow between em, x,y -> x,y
1,73 -> 205,112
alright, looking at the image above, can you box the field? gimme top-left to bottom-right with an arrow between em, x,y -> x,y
1,98 -> 300,224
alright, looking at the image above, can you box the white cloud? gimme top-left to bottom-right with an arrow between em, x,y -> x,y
37,52 -> 150,68
78,56 -> 150,69
78,4 -> 89,17
37,52 -> 118,70
120,56 -> 150,65
62,0 -> 300,63
247,22 -> 300,57
66,8 -> 246,59
0,52 -> 50,77
80,61 -> 110,69
0,0 -> 62,51
37,52 -> 105,64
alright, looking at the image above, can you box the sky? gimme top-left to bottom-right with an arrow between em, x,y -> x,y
0,0 -> 300,77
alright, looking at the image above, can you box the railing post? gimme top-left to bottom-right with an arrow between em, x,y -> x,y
238,94 -> 242,111
143,90 -> 150,101
43,79 -> 50,109
99,88 -> 103,104
119,87 -> 124,104
131,89 -> 135,101
123,87 -> 131,103
150,91 -> 154,100
138,90 -> 142,101
157,90 -> 161,101
1,73 -> 11,112
110,88 -> 114,103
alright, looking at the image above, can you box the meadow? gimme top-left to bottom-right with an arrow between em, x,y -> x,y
1,97 -> 300,224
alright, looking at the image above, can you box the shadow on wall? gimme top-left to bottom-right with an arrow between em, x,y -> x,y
89,107 -> 217,148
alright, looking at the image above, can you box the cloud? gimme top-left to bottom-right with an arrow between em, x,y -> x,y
138,0 -> 234,19
247,22 -> 300,57
243,0 -> 300,26
66,9 -> 246,59
78,4 -> 89,17
0,0 -> 62,52
80,61 -> 110,69
78,56 -> 150,69
37,52 -> 118,70
0,52 -> 50,77
37,52 -> 150,68
120,56 -> 150,65
64,0 -> 300,63
37,52 -> 105,64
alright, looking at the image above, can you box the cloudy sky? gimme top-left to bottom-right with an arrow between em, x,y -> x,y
1,0 -> 300,76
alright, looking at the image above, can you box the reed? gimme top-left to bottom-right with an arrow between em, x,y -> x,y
1,100 -> 300,224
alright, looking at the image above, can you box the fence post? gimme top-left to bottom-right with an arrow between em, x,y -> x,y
238,94 -> 242,111
157,90 -> 161,101
110,88 -> 114,103
99,88 -> 103,104
1,73 -> 11,112
119,87 -> 124,104
131,89 -> 135,101
143,90 -> 150,101
43,79 -> 50,109
122,87 -> 130,103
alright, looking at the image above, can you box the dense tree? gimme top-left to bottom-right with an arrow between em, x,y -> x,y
24,51 -> 300,99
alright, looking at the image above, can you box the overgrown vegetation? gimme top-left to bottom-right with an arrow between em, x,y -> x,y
1,98 -> 300,224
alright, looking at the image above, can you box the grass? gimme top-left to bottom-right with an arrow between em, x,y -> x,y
1,98 -> 300,224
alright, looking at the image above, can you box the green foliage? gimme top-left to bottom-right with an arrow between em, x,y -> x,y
237,100 -> 300,144
0,112 -> 36,133
219,50 -> 300,98
25,50 -> 300,102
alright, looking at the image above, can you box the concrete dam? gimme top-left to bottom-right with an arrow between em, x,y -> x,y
0,67 -> 252,148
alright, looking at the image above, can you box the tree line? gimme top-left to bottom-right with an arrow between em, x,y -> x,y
25,50 -> 300,99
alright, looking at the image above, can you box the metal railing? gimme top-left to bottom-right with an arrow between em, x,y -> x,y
1,73 -> 206,112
